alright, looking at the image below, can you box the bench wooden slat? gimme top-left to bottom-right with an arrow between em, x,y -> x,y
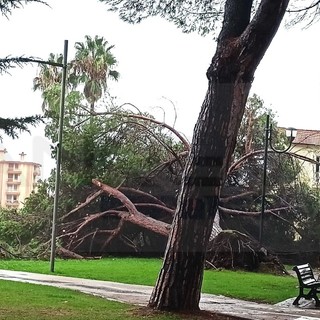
292,263 -> 320,307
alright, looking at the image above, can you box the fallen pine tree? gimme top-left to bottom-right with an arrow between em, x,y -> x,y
57,175 -> 289,274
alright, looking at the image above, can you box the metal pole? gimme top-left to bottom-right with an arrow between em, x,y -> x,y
259,114 -> 270,245
50,40 -> 68,272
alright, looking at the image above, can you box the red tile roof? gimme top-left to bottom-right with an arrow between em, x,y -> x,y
293,129 -> 320,146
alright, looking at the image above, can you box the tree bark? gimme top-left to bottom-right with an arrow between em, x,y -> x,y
149,0 -> 289,311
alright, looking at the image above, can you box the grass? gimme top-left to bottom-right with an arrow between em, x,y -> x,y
0,257 -> 160,286
0,258 -> 298,304
203,269 -> 296,304
0,279 -> 188,320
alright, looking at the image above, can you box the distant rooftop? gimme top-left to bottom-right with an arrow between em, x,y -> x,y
0,148 -> 41,166
293,129 -> 320,146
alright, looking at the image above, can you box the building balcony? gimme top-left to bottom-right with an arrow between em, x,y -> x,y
7,178 -> 21,184
7,169 -> 22,174
7,180 -> 21,184
6,190 -> 20,195
6,201 -> 19,207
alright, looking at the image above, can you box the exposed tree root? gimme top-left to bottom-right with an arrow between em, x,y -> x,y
206,230 -> 288,274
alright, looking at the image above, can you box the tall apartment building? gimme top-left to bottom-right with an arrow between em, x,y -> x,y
0,149 -> 41,209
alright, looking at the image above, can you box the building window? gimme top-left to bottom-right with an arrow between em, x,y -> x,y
7,184 -> 18,191
8,163 -> 19,170
7,173 -> 20,182
6,194 -> 18,203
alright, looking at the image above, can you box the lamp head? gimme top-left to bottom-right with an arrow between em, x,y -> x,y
286,127 -> 297,143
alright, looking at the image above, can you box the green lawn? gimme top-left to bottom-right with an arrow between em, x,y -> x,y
0,258 -> 160,286
0,279 -> 187,320
0,258 -> 298,304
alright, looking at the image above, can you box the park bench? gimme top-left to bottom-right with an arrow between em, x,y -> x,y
292,263 -> 320,307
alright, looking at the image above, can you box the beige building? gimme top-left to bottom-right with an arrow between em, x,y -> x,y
291,129 -> 320,186
0,149 -> 41,209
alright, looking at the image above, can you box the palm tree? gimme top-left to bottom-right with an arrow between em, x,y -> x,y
33,53 -> 64,112
33,53 -> 63,91
33,36 -> 119,113
70,35 -> 119,112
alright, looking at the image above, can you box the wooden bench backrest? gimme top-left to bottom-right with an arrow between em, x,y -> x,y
293,263 -> 316,286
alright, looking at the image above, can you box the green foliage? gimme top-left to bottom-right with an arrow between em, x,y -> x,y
50,107 -> 182,209
235,94 -> 278,158
32,35 -> 183,202
224,147 -> 320,252
0,0 -> 47,17
290,184 -> 320,251
17,35 -> 184,255
99,0 -> 320,37
0,56 -> 41,74
34,36 -> 119,112
222,94 -> 319,250
0,208 -> 41,257
0,1 -> 47,139
33,53 -> 65,112
99,0 -> 223,36
0,115 -> 43,140
0,60 -> 45,139
71,35 -> 119,107
0,182 -> 53,258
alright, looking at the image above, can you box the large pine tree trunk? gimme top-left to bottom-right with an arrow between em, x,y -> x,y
149,0 -> 289,311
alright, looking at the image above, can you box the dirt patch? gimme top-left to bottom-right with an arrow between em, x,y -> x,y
0,307 -> 75,318
130,306 -> 249,319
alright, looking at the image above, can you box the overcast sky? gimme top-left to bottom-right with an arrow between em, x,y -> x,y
1,0 -> 320,178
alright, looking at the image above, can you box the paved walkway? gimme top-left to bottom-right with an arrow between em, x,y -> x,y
0,269 -> 320,320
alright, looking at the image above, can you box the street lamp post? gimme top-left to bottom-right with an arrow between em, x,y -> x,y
9,41 -> 68,272
259,114 -> 296,244
49,40 -> 68,272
